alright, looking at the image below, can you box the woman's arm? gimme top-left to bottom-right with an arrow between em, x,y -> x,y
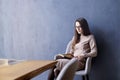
84,35 -> 97,57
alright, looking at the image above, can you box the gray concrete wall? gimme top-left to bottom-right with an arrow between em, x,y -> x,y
0,0 -> 120,80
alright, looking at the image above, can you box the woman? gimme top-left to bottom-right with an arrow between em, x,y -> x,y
48,17 -> 97,80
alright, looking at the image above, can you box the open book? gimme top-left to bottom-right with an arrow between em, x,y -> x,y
57,53 -> 74,59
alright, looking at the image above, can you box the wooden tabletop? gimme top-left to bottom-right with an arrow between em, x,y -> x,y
0,60 -> 57,80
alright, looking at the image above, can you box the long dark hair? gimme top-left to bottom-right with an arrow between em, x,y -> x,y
72,17 -> 91,49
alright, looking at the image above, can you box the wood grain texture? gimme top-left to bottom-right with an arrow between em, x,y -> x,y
0,60 -> 57,80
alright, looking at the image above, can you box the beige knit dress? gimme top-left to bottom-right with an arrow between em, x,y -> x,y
55,34 -> 97,71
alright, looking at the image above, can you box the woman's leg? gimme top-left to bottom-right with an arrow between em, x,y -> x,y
56,59 -> 70,71
54,68 -> 60,78
48,59 -> 70,80
48,66 -> 56,80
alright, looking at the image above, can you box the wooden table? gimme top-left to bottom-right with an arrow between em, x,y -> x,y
0,60 -> 57,80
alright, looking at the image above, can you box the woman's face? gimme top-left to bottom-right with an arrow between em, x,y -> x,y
75,21 -> 83,34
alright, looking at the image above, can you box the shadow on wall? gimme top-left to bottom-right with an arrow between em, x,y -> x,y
91,27 -> 118,80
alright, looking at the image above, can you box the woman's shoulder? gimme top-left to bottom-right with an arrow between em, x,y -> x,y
88,34 -> 96,41
89,34 -> 94,37
85,34 -> 95,40
71,34 -> 95,40
89,34 -> 94,38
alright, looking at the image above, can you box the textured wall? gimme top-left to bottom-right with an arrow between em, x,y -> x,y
0,0 -> 120,80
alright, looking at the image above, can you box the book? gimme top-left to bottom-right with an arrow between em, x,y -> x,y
57,53 -> 74,59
